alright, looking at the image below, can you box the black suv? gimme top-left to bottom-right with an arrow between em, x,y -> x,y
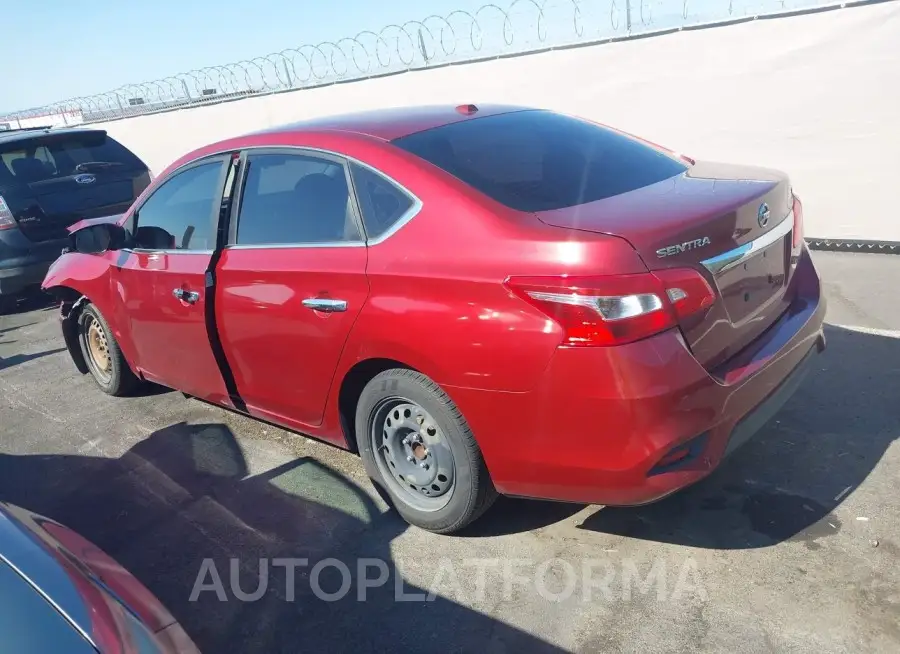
0,126 -> 151,311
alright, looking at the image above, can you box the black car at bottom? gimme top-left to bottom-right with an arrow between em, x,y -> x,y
0,502 -> 199,652
0,126 -> 151,311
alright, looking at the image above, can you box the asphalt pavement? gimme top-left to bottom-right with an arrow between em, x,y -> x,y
0,251 -> 898,653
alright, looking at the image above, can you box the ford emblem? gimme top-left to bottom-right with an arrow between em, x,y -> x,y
74,174 -> 96,185
757,202 -> 770,228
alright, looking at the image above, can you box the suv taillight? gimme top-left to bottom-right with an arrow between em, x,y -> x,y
792,193 -> 804,249
0,195 -> 15,230
506,270 -> 715,346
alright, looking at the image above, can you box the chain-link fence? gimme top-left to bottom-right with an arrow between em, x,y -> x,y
0,0 -> 853,127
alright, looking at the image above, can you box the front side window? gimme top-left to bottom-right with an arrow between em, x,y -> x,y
235,153 -> 359,246
350,163 -> 415,239
133,161 -> 223,250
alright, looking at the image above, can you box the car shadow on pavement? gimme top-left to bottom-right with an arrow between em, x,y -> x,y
0,347 -> 67,372
577,324 -> 899,550
0,422 -> 566,654
0,290 -> 57,316
0,321 -> 39,336
459,497 -> 585,537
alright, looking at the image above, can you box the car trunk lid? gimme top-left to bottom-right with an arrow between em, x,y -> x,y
535,161 -> 796,368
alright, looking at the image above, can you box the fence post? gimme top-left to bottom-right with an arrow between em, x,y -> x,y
626,0 -> 632,32
418,28 -> 430,66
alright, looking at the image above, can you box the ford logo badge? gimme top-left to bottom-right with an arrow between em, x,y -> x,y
74,174 -> 96,185
757,202 -> 770,228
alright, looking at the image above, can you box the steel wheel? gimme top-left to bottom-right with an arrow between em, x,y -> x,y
83,313 -> 112,383
370,398 -> 456,512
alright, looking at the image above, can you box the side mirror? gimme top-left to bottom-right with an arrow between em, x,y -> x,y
71,223 -> 129,255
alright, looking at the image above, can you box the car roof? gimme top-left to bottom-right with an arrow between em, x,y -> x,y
0,127 -> 106,146
252,104 -> 533,142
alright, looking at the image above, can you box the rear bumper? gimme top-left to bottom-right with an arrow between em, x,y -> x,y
448,247 -> 826,506
0,229 -> 66,295
0,260 -> 54,295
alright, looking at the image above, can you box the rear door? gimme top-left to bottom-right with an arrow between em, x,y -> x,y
0,130 -> 151,243
215,149 -> 369,427
114,155 -> 236,404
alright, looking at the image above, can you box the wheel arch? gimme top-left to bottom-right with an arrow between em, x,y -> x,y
42,253 -> 141,378
42,285 -> 91,375
338,357 -> 417,453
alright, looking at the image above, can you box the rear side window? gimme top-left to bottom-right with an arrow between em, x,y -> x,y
235,153 -> 360,246
0,131 -> 145,182
392,110 -> 688,212
350,163 -> 415,239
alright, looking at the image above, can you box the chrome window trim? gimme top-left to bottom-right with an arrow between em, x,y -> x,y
348,158 -> 423,246
123,248 -> 214,255
700,211 -> 794,276
365,195 -> 423,246
159,144 -> 424,249
226,241 -> 366,250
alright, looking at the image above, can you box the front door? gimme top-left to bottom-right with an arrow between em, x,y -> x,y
214,149 -> 369,428
115,155 -> 235,404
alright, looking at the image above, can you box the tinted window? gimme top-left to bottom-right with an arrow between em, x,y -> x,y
134,161 -> 222,250
0,132 -> 145,182
0,561 -> 97,654
236,153 -> 360,245
392,110 -> 688,212
351,163 -> 414,239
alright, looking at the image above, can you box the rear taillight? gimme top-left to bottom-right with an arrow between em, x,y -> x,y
652,268 -> 717,321
0,195 -> 15,230
506,270 -> 715,346
791,193 -> 804,249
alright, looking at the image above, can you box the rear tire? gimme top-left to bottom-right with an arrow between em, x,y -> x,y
77,303 -> 141,396
356,369 -> 498,534
0,294 -> 17,315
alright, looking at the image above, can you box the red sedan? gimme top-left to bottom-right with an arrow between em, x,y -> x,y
42,105 -> 826,534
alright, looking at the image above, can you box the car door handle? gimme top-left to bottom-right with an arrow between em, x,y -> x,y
172,288 -> 200,304
302,298 -> 347,313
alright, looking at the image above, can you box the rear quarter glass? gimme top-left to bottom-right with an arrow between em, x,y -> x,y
391,109 -> 687,213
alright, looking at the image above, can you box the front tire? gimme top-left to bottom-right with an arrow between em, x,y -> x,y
77,303 -> 141,396
356,369 -> 498,534
0,294 -> 17,315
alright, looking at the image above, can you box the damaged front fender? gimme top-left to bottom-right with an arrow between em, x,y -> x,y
42,251 -> 118,377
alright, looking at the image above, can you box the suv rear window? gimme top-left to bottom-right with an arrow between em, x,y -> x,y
0,131 -> 145,184
391,110 -> 688,212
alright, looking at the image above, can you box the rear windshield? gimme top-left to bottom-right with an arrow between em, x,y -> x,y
391,110 -> 688,212
0,131 -> 145,185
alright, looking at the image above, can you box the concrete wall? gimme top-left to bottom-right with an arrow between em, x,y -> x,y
94,2 -> 899,240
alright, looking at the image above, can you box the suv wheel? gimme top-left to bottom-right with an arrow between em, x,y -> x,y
0,294 -> 17,315
356,369 -> 498,534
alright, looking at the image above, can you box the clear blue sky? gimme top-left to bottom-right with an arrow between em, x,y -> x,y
3,0 -> 490,110
3,0 -> 748,111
